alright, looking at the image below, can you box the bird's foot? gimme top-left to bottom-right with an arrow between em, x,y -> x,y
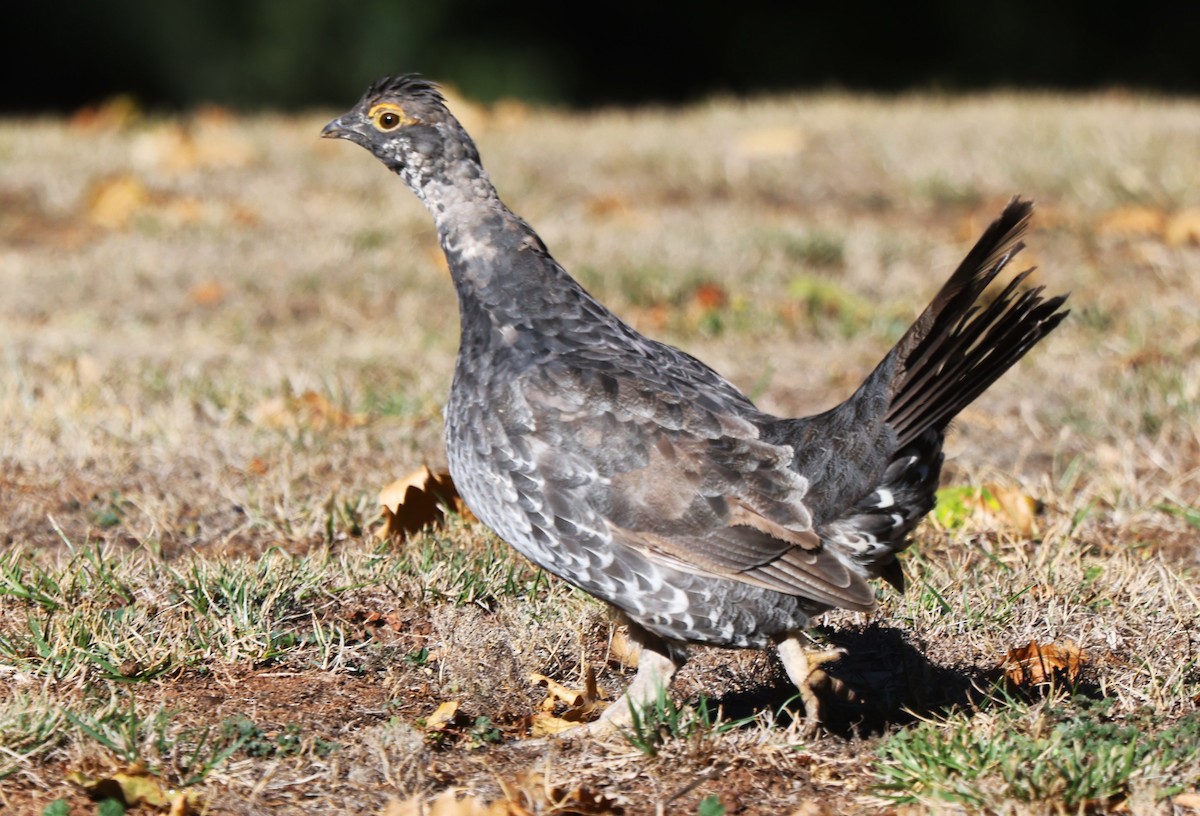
776,636 -> 851,736
585,645 -> 679,737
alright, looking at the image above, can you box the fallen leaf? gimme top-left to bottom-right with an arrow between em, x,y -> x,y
1097,205 -> 1166,238
1165,208 -> 1200,247
529,713 -> 583,737
986,483 -> 1040,536
86,175 -> 150,229
71,95 -> 141,131
245,457 -> 270,476
934,484 -> 1041,536
585,194 -> 632,219
527,666 -> 606,733
504,772 -> 624,815
1173,792 -> 1200,811
379,466 -> 466,540
1001,639 -> 1084,688
608,628 -> 640,667
249,390 -> 366,432
66,767 -> 199,810
531,673 -> 584,709
187,280 -> 227,307
169,791 -> 193,816
424,701 -> 461,732
383,789 -> 508,816
692,282 -> 728,311
300,390 -> 365,429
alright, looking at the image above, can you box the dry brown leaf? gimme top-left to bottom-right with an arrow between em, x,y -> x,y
244,457 -> 270,476
383,790 -> 508,816
531,673 -> 585,709
86,174 -> 150,229
1001,639 -> 1084,688
527,666 -> 606,732
608,629 -> 640,668
692,282 -> 728,311
1097,205 -> 1166,238
380,466 -> 465,540
187,280 -> 227,307
1173,792 -> 1200,811
70,95 -> 141,131
529,713 -> 583,736
585,194 -> 633,219
299,390 -> 365,428
249,390 -> 366,432
506,772 -> 624,815
1165,208 -> 1200,247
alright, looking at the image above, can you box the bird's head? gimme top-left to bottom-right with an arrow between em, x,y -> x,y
322,74 -> 478,181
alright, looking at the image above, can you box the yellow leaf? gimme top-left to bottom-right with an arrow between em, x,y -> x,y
1097,205 -> 1166,238
425,700 -> 460,731
86,175 -> 150,229
985,483 -> 1040,537
169,790 -> 194,816
1165,208 -> 1200,247
70,95 -> 141,131
529,712 -> 583,736
66,768 -> 172,807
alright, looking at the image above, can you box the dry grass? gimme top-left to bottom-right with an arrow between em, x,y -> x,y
1,90 -> 1198,814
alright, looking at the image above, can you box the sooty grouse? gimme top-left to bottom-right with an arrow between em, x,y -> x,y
323,75 -> 1068,730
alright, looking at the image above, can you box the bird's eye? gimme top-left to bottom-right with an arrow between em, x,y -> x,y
377,111 -> 402,130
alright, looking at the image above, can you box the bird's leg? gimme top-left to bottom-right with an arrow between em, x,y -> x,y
776,634 -> 846,734
591,626 -> 680,733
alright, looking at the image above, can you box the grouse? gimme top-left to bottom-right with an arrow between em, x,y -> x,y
323,75 -> 1068,729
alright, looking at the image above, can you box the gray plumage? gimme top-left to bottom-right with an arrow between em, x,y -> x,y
323,76 -> 1068,665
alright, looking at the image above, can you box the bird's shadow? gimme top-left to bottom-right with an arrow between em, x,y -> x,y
699,623 -> 985,738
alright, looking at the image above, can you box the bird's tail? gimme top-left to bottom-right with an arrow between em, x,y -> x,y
883,197 -> 1069,447
806,198 -> 1068,589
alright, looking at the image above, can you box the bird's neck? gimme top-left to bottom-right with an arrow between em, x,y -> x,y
411,163 -> 593,343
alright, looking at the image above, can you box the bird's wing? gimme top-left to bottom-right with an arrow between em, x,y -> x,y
511,355 -> 876,611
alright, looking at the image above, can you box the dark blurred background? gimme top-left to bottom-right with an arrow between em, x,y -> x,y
7,0 -> 1199,112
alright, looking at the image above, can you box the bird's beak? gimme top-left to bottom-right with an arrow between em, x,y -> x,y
321,116 -> 350,139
